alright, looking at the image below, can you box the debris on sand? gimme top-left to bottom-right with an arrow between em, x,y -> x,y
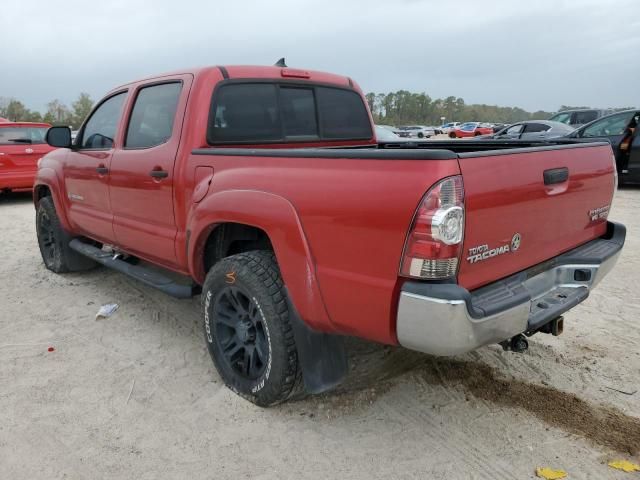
608,460 -> 640,472
96,303 -> 119,320
535,467 -> 567,479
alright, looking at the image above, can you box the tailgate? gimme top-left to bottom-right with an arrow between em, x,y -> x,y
457,143 -> 615,291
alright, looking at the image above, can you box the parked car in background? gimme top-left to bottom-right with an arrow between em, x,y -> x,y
484,120 -> 575,140
439,122 -> 461,134
375,125 -> 411,142
393,125 -> 436,138
0,122 -> 55,192
566,109 -> 640,184
549,109 -> 612,128
491,123 -> 508,133
0,117 -> 10,123
449,122 -> 494,138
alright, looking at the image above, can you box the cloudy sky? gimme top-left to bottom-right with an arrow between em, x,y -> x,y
2,0 -> 639,113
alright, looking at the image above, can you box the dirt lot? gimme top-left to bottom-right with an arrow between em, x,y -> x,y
1,189 -> 639,479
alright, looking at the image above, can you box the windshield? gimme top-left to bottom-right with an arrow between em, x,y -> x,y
460,123 -> 477,131
0,126 -> 48,145
549,112 -> 572,125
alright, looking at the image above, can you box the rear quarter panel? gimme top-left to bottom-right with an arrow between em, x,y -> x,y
186,154 -> 460,344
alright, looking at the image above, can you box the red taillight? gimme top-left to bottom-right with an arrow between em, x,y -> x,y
400,175 -> 465,279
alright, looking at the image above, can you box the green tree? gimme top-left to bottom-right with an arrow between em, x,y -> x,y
4,100 -> 28,122
71,93 -> 94,129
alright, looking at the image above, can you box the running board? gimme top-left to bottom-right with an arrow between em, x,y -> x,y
69,239 -> 198,299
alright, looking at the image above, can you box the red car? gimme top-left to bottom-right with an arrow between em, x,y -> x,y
449,122 -> 494,138
0,122 -> 55,192
35,64 -> 623,406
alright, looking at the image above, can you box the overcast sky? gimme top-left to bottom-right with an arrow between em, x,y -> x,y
2,0 -> 639,113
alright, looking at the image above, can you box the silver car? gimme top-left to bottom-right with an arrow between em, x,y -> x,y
488,120 -> 575,140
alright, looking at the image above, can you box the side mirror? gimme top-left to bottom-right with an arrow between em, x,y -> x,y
45,126 -> 72,148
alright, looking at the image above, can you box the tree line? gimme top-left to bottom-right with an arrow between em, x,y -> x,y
1,90 -> 635,129
365,91 -> 636,126
0,93 -> 94,129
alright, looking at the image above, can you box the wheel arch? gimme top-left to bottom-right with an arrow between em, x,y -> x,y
33,169 -> 72,232
188,190 -> 334,333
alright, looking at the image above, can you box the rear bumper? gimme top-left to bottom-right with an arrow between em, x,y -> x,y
396,221 -> 625,356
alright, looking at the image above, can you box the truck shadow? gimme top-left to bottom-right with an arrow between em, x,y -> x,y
294,338 -> 640,457
0,191 -> 33,205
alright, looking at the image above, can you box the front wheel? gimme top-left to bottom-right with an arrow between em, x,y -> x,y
202,250 -> 301,406
36,197 -> 97,273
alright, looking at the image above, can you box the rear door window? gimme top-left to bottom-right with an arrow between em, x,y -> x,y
523,123 -> 550,133
125,82 -> 182,148
280,87 -> 317,138
208,83 -> 372,144
581,111 -> 637,137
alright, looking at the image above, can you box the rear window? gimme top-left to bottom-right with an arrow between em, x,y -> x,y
208,82 -> 372,144
0,127 -> 48,145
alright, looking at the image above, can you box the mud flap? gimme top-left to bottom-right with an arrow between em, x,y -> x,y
285,291 -> 348,394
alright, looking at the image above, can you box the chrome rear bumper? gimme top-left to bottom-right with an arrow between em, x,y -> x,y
396,222 -> 625,356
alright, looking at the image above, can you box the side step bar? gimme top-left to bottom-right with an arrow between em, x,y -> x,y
69,239 -> 198,299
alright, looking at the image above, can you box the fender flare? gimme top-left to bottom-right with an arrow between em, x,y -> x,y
33,168 -> 72,232
188,189 -> 335,333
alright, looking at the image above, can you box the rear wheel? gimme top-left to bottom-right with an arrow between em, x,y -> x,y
202,250 -> 301,406
36,197 -> 97,273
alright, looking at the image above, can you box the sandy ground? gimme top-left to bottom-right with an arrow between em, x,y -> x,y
1,189 -> 639,480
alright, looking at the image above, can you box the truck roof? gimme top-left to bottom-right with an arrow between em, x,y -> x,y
111,65 -> 354,91
0,121 -> 51,128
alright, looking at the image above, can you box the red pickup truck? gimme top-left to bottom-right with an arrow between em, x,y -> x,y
0,121 -> 55,192
35,64 -> 625,406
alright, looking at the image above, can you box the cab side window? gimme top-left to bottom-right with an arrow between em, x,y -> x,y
523,123 -> 550,133
504,124 -> 523,135
80,92 -> 127,149
582,112 -> 636,138
125,83 -> 182,149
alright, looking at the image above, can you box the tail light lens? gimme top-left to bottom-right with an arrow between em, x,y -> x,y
400,175 -> 465,279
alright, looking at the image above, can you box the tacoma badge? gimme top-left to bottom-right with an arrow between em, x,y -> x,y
467,233 -> 521,264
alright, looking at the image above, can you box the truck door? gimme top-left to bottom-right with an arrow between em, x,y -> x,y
627,124 -> 640,181
108,76 -> 192,268
63,92 -> 127,242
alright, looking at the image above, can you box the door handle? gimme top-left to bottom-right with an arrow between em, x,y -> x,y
543,167 -> 569,185
96,165 -> 109,175
149,169 -> 169,179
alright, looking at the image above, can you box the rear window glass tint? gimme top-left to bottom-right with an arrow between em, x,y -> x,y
208,83 -> 371,143
210,84 -> 281,142
316,87 -> 371,139
575,111 -> 599,124
281,87 -> 317,137
126,82 -> 182,148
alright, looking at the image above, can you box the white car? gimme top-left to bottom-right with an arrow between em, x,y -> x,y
438,122 -> 462,135
393,125 -> 435,139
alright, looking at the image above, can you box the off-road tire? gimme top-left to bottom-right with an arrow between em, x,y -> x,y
36,197 -> 97,273
202,250 -> 302,406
